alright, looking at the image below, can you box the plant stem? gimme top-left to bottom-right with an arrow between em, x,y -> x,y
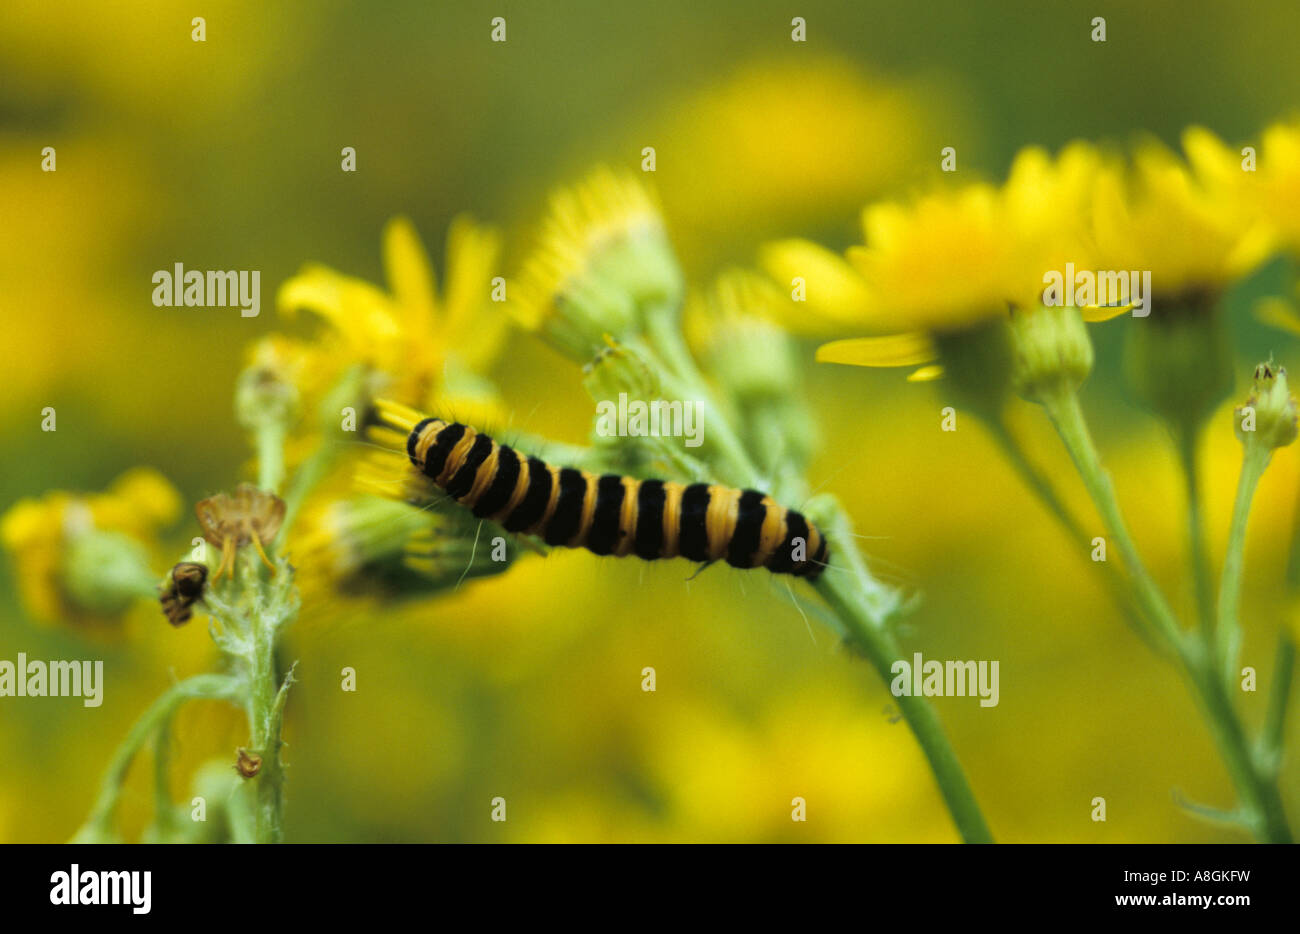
1038,388 -> 1184,651
640,304 -> 992,842
73,673 -> 242,842
1216,444 -> 1270,682
150,717 -> 177,839
1261,633 -> 1296,775
1185,645 -> 1293,843
641,311 -> 760,488
257,422 -> 286,494
276,443 -> 333,546
814,503 -> 993,844
1039,386 -> 1292,843
1176,426 -> 1217,641
248,602 -> 286,843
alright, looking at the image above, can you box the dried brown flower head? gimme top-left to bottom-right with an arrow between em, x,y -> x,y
235,747 -> 263,778
196,484 -> 286,581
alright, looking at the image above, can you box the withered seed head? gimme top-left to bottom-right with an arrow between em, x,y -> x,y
196,484 -> 286,547
196,484 -> 286,581
235,747 -> 263,778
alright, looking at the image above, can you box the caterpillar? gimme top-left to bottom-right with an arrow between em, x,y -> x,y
372,401 -> 828,579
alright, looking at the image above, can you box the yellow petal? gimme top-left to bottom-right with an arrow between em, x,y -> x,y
906,364 -> 945,382
0,499 -> 53,548
814,332 -> 937,367
277,265 -> 401,349
1081,301 -> 1136,322
758,239 -> 874,335
107,467 -> 181,528
383,217 -> 438,334
1181,125 -> 1239,190
440,215 -> 506,369
1255,297 -> 1300,337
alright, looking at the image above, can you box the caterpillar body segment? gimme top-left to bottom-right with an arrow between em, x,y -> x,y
377,402 -> 828,579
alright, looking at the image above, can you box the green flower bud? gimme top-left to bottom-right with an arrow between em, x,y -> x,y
1007,304 -> 1095,400
60,527 -> 157,616
582,339 -> 660,405
1234,362 -> 1299,450
581,340 -> 709,479
236,348 -> 300,434
299,495 -> 514,598
687,272 -> 800,404
512,169 -> 684,362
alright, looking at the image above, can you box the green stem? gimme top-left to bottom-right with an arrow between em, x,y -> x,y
257,422 -> 287,494
641,310 -> 760,488
632,306 -> 990,842
73,674 -> 242,842
1261,633 -> 1296,775
248,604 -> 286,844
150,717 -> 177,839
1039,386 -> 1292,843
814,503 -> 993,844
275,442 -> 333,546
1176,426 -> 1217,641
230,553 -> 298,845
1038,388 -> 1185,651
1216,444 -> 1270,682
1185,646 -> 1293,843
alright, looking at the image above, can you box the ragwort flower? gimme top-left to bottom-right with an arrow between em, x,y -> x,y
0,467 -> 180,628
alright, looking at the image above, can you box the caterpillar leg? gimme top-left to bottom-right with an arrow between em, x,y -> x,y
685,559 -> 718,582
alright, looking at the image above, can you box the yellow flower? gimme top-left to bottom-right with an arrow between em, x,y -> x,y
683,270 -> 817,484
761,141 -> 1115,381
1257,119 -> 1300,252
510,167 -> 683,361
1250,120 -> 1300,338
272,218 -> 513,607
0,468 -> 179,628
289,454 -> 515,617
277,214 -> 507,418
646,57 -> 947,260
1092,129 -> 1272,301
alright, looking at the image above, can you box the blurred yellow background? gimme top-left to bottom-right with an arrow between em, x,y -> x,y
2,0 -> 1298,842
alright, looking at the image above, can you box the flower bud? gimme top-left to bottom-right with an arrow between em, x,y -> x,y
59,526 -> 157,617
294,494 -> 514,600
1234,362 -> 1299,450
511,168 -> 684,362
686,272 -> 800,403
581,340 -> 703,477
236,341 -> 300,434
1007,304 -> 1095,399
1,471 -> 179,628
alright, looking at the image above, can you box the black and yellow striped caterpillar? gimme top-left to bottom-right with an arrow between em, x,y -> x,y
373,402 -> 828,579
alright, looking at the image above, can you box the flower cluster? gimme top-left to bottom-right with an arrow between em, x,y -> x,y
8,106 -> 1300,846
755,118 -> 1300,843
